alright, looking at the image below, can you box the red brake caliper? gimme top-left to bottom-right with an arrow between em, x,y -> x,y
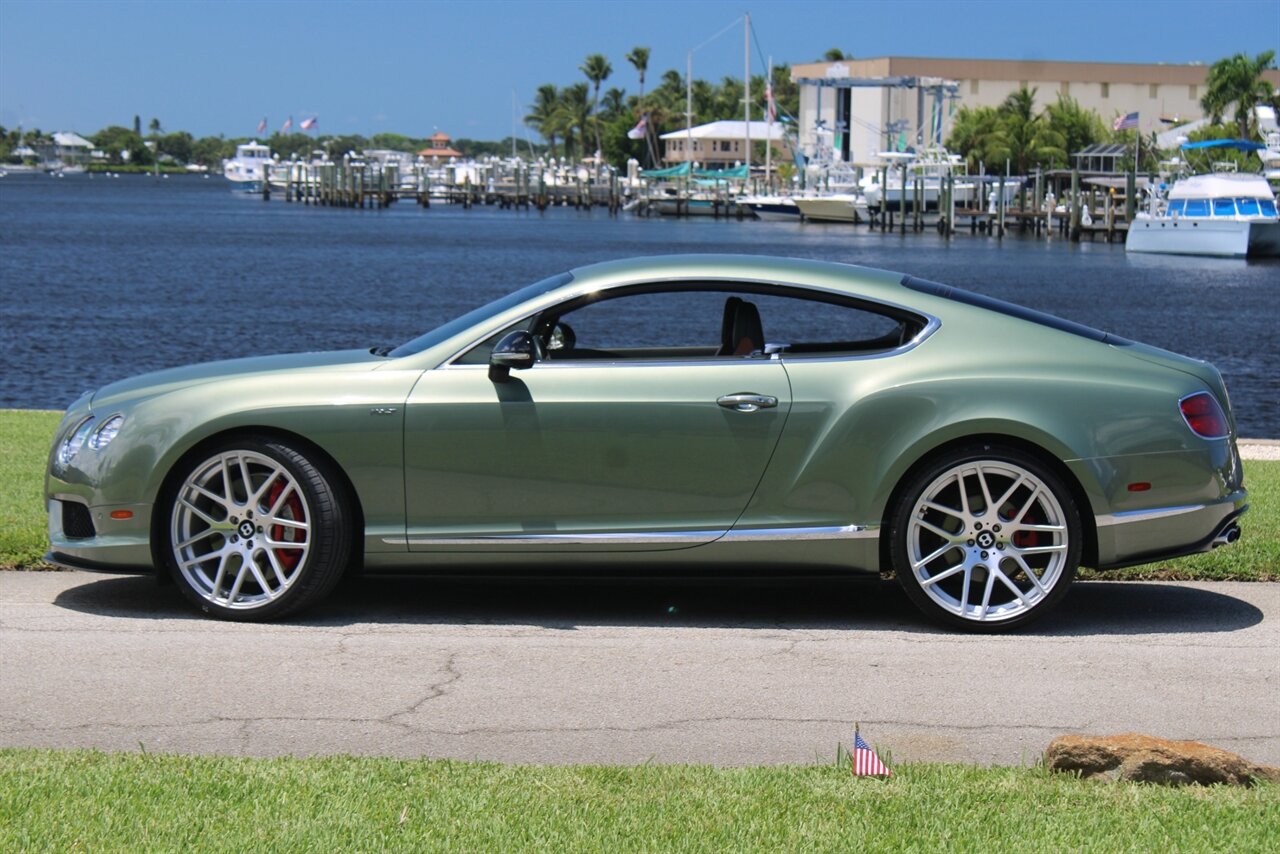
266,480 -> 305,571
1012,507 -> 1042,550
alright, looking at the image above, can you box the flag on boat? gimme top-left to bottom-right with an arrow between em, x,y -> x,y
1113,111 -> 1139,131
281,116 -> 293,134
300,117 -> 318,131
627,114 -> 647,140
256,117 -> 267,135
852,731 -> 891,777
766,81 -> 777,122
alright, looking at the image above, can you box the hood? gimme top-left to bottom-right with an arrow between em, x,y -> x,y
91,348 -> 385,410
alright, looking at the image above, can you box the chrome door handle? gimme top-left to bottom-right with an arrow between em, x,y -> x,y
717,393 -> 778,412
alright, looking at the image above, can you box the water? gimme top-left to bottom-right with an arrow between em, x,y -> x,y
2,171 -> 1277,435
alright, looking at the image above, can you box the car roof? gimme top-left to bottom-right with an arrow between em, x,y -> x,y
567,254 -> 907,299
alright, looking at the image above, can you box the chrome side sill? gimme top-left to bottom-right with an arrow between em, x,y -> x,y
384,524 -> 879,547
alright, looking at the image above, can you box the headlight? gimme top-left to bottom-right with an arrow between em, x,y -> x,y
89,415 -> 124,451
57,417 -> 96,466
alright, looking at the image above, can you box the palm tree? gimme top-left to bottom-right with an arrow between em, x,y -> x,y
580,53 -> 613,156
556,83 -> 592,160
148,117 -> 162,137
525,84 -> 562,159
1200,50 -> 1278,139
601,87 -> 627,121
985,88 -> 1067,174
625,47 -> 650,98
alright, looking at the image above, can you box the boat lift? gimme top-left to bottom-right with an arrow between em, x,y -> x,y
792,73 -> 960,154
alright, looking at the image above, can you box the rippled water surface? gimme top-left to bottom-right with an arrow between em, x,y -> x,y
1,172 -> 1277,435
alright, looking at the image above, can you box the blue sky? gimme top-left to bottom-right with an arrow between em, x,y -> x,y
2,0 -> 1277,140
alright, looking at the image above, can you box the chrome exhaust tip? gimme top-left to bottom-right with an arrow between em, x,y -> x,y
1211,524 -> 1242,548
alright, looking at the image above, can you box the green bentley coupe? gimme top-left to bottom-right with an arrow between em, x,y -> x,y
46,255 -> 1247,630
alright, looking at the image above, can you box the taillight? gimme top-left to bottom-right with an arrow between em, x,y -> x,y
1179,392 -> 1229,439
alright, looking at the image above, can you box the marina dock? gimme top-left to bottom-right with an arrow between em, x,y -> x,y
257,157 -> 1139,243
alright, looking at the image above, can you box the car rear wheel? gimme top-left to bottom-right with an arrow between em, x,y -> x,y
164,438 -> 350,621
888,444 -> 1081,631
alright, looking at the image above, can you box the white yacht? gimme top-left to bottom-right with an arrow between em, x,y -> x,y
793,193 -> 869,223
222,141 -> 274,189
860,147 -> 1020,212
739,194 -> 800,221
1126,172 -> 1280,257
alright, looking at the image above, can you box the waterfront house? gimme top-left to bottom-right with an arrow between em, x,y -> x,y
659,120 -> 790,167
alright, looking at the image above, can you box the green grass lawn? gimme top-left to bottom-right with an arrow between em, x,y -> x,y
1,750 -> 1276,853
2,408 -> 1276,579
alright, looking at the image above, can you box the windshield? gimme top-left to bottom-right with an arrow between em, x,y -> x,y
387,271 -> 573,358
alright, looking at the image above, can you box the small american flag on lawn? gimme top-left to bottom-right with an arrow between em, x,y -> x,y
853,731 -> 892,777
1113,111 -> 1139,131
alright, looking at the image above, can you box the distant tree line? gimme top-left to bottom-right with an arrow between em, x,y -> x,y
0,123 -> 550,169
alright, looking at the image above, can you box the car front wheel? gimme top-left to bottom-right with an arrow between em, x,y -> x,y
887,444 -> 1081,631
163,438 -> 350,621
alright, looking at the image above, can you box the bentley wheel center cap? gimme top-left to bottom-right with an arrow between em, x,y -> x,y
976,530 -> 997,549
238,520 -> 256,539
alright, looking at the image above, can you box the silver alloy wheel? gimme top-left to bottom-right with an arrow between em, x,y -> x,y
907,460 -> 1069,623
171,450 -> 312,610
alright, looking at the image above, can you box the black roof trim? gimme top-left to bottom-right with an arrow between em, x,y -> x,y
900,276 -> 1131,345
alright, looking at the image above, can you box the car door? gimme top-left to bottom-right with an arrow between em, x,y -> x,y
400,289 -> 792,552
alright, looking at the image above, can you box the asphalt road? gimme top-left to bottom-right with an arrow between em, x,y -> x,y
2,570 -> 1277,767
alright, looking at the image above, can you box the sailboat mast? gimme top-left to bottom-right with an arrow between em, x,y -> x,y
766,55 -> 773,191
687,51 -> 693,167
744,12 -> 751,178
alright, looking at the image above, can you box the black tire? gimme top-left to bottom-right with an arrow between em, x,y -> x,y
886,443 -> 1081,632
162,437 -> 351,621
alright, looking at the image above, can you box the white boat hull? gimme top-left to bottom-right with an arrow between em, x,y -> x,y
794,196 -> 866,223
1125,218 -> 1280,257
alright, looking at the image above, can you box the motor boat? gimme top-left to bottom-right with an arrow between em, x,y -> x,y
1126,170 -> 1280,257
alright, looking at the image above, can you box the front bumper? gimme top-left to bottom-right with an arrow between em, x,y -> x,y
46,496 -> 155,573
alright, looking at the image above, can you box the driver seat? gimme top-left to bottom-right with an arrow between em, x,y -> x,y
718,297 -> 764,356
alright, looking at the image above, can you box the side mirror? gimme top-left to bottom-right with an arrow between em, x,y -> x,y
489,330 -> 541,383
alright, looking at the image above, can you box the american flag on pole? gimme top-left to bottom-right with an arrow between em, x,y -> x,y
300,116 -> 318,131
281,116 -> 293,134
627,114 -> 647,140
852,731 -> 892,777
256,117 -> 267,135
766,81 -> 777,122
1113,111 -> 1139,131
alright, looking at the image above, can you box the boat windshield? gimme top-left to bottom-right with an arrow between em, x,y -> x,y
1167,199 -> 1185,216
1213,198 -> 1237,217
1261,200 -> 1278,216
1184,199 -> 1210,216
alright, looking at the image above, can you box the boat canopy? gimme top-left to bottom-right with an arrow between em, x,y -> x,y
640,163 -> 749,180
640,163 -> 691,178
1180,139 -> 1265,152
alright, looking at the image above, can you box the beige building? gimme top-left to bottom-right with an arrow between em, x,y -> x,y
660,120 -> 789,165
790,56 -> 1280,166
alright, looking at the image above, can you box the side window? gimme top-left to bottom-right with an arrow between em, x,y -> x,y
1236,197 -> 1260,216
1184,199 -> 1209,217
1212,198 -> 1236,217
550,291 -> 727,358
541,287 -> 916,361
748,292 -> 907,356
1166,199 -> 1185,216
